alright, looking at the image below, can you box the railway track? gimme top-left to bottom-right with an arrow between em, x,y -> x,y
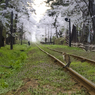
36,45 -> 95,95
46,47 -> 95,64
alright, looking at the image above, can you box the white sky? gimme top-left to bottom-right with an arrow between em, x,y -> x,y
31,0 -> 50,42
33,0 -> 50,22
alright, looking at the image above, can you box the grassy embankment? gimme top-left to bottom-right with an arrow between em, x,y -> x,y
0,43 -> 90,95
0,44 -> 31,94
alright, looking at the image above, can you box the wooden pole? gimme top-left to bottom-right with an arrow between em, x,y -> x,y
10,11 -> 13,50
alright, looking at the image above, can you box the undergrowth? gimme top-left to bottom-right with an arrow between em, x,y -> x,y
0,44 -> 31,94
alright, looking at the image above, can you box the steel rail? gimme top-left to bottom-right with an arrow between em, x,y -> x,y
47,47 -> 95,64
37,45 -> 95,95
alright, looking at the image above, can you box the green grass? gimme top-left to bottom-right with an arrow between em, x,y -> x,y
0,44 -> 90,94
24,45 -> 89,95
71,61 -> 95,82
44,44 -> 95,60
0,44 -> 31,94
23,46 -> 74,89
39,44 -> 95,84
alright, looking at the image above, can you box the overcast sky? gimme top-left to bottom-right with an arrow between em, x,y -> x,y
30,0 -> 50,42
33,0 -> 50,22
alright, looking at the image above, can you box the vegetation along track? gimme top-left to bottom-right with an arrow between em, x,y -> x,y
36,44 -> 95,95
40,45 -> 95,84
47,47 -> 95,65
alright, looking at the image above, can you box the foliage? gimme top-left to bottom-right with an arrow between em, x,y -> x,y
53,37 -> 65,45
0,0 -> 36,42
41,0 -> 95,44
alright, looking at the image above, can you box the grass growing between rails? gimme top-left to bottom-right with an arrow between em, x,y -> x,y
40,45 -> 95,84
43,44 -> 95,61
0,45 -> 89,95
20,45 -> 90,94
0,44 -> 32,94
2,44 -> 90,95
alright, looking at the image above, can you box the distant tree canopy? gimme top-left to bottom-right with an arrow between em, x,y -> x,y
0,0 -> 35,47
45,0 -> 95,44
46,0 -> 69,6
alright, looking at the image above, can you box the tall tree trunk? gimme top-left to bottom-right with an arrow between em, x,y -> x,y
89,0 -> 95,43
53,15 -> 58,38
71,25 -> 76,42
56,26 -> 58,38
92,3 -> 95,43
14,14 -> 18,33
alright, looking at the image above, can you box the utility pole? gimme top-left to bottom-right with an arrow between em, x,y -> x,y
69,19 -> 71,47
0,21 -> 3,48
65,18 -> 71,47
10,11 -> 13,50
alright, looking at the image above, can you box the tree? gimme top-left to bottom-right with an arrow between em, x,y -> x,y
0,0 -> 36,47
45,0 -> 95,44
89,0 -> 95,43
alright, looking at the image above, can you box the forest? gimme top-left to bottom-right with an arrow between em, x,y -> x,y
0,0 -> 95,48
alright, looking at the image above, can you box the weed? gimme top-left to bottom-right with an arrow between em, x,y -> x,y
0,44 -> 30,94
